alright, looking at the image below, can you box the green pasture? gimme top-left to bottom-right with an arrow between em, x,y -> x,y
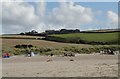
47,32 -> 119,44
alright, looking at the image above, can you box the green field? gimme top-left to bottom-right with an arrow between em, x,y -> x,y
46,32 -> 119,45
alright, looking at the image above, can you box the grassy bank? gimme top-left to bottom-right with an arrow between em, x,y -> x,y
2,45 -> 120,56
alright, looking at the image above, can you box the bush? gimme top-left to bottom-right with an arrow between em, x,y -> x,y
15,45 -> 21,48
14,44 -> 33,48
28,45 -> 33,48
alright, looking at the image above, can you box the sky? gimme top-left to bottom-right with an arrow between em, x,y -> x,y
1,0 -> 119,34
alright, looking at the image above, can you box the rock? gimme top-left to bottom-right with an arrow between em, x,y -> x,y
64,52 -> 75,57
70,59 -> 74,61
47,59 -> 52,62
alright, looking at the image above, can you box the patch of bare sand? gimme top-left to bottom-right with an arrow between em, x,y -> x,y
2,54 -> 118,77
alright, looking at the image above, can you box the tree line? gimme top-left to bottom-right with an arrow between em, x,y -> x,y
19,29 -> 80,36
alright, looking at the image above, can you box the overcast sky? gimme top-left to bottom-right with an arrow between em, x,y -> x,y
1,0 -> 118,34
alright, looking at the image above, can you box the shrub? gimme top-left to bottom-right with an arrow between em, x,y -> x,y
15,45 -> 21,48
28,45 -> 33,48
44,50 -> 68,55
14,44 -> 33,48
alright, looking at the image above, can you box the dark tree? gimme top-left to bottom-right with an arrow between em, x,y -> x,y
20,32 -> 25,35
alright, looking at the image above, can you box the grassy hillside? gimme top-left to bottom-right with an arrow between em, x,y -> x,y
1,32 -> 120,56
2,38 -> 92,55
2,39 -> 120,56
46,32 -> 119,45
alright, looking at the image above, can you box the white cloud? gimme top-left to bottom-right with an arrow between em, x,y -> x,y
2,0 -> 48,34
0,2 -> 2,35
35,0 -> 46,17
2,1 -> 94,34
48,2 -> 93,29
2,2 -> 39,26
1,0 -> 24,2
34,1 -> 94,31
2,1 -> 40,34
107,11 -> 118,23
107,11 -> 118,28
2,1 -> 117,34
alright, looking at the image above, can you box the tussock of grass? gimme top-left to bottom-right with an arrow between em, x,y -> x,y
2,45 -> 120,56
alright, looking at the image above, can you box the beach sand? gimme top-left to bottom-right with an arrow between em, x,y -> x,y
2,54 -> 118,77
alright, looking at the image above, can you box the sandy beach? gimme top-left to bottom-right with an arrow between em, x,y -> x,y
2,54 -> 118,77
